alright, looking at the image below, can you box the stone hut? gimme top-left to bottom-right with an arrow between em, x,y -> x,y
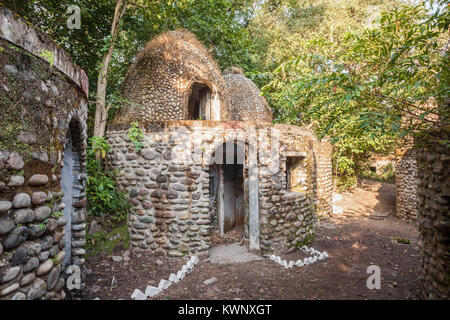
106,31 -> 332,257
222,67 -> 273,122
0,5 -> 88,300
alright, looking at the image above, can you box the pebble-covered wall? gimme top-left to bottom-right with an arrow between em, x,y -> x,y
108,29 -> 333,257
106,121 -> 332,255
222,67 -> 273,123
415,130 -> 450,299
0,5 -> 88,300
395,148 -> 419,221
116,30 -> 226,123
312,142 -> 333,217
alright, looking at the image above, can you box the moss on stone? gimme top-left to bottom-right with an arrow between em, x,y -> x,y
295,232 -> 316,247
0,39 -> 69,161
85,224 -> 130,259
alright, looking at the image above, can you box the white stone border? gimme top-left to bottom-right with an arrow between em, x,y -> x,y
267,246 -> 328,268
131,256 -> 199,300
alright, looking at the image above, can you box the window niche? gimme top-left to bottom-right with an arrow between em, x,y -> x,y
286,152 -> 308,193
187,82 -> 211,120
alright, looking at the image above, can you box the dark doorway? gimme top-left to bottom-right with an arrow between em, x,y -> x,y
210,141 -> 246,235
188,82 -> 211,120
223,162 -> 244,232
60,120 -> 81,269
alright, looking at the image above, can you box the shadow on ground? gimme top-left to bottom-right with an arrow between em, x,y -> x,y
83,182 -> 420,300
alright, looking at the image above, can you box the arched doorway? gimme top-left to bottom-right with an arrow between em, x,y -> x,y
188,82 -> 211,120
210,140 -> 247,236
60,120 -> 82,268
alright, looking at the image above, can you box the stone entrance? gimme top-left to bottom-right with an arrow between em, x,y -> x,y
60,120 -> 83,269
213,141 -> 247,236
188,82 -> 212,120
61,129 -> 74,269
222,162 -> 244,233
209,243 -> 263,264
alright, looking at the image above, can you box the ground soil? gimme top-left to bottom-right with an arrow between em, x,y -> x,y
83,181 -> 420,300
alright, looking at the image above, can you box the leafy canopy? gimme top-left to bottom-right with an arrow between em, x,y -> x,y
262,0 -> 449,188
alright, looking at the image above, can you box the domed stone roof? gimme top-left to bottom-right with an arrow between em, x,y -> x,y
115,30 -> 226,122
222,67 -> 273,122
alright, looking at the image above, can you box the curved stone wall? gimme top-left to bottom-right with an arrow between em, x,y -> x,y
0,5 -> 88,300
312,141 -> 333,217
416,131 -> 450,299
395,148 -> 419,220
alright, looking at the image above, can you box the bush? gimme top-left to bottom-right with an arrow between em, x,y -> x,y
336,175 -> 358,192
86,147 -> 130,224
360,163 -> 395,184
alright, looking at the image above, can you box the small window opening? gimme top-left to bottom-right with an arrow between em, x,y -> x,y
286,156 -> 307,192
188,82 -> 211,120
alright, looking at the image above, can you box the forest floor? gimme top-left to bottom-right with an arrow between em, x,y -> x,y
83,180 -> 420,300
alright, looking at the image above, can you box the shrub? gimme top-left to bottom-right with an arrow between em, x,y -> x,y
360,163 -> 395,184
127,122 -> 144,152
90,136 -> 110,158
86,147 -> 130,224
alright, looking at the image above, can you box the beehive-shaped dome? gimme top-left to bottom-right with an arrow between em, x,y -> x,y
222,67 -> 273,122
115,30 -> 226,122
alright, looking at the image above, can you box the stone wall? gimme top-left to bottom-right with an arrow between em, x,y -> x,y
259,191 -> 315,253
312,142 -> 333,217
258,126 -> 324,252
395,148 -> 419,221
416,131 -> 450,299
106,121 -> 329,255
0,5 -> 88,300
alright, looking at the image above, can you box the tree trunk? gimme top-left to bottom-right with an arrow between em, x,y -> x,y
93,0 -> 127,144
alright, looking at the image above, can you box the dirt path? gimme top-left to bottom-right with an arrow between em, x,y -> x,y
83,182 -> 420,300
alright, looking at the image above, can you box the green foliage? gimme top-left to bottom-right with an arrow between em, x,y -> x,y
51,211 -> 63,219
105,92 -> 143,122
8,44 -> 21,52
86,148 -> 130,221
90,136 -> 110,158
127,122 -> 144,152
38,220 -> 47,231
396,237 -> 411,244
4,0 -> 256,134
5,0 -> 448,193
262,1 -> 449,189
38,50 -> 54,66
85,223 -> 130,259
296,232 -> 316,247
336,175 -> 358,192
51,255 -> 61,266
247,0 -> 400,86
360,163 -> 395,184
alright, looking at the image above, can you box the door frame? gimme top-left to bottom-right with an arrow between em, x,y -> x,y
215,139 -> 260,253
